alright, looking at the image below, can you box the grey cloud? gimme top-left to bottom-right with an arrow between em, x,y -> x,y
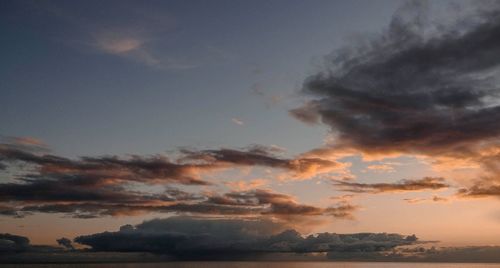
291,1 -> 500,156
56,238 -> 74,250
0,233 -> 30,253
74,216 -> 419,259
0,176 -> 353,219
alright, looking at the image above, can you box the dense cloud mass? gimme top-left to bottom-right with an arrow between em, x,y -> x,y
291,1 -> 500,156
74,217 -> 418,258
290,1 -> 500,197
333,177 -> 449,194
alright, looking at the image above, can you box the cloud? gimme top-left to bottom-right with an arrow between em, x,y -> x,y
457,184 -> 500,198
231,118 -> 244,126
0,233 -> 30,253
0,139 -> 221,186
8,187 -> 357,221
290,1 -> 500,157
11,0 -> 205,70
404,195 -> 449,204
0,139 -> 355,219
94,35 -> 144,54
333,177 -> 449,194
288,1 -> 500,200
0,140 -> 344,185
56,238 -> 74,250
180,146 -> 348,180
339,245 -> 500,263
74,216 -> 418,259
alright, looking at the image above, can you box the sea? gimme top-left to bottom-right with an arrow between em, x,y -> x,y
3,263 -> 500,268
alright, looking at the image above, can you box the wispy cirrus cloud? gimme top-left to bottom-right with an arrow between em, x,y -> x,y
231,118 -> 244,126
13,0 -> 203,70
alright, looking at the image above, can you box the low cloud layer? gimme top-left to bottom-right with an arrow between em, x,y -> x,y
0,233 -> 30,253
0,139 -> 350,219
74,216 -> 418,259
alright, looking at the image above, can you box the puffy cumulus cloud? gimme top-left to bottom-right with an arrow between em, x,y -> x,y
333,177 -> 449,194
74,216 -> 419,259
291,1 -> 500,157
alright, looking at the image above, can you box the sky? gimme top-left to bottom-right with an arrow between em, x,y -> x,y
4,0 -> 500,262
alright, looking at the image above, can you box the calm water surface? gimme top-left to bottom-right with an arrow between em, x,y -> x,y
4,263 -> 500,268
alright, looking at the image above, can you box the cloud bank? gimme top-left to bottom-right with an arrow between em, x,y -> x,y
74,216 -> 418,259
0,139 -> 352,219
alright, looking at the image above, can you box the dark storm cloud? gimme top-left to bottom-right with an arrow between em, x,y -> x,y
333,177 -> 449,194
291,1 -> 500,155
74,216 -> 418,258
